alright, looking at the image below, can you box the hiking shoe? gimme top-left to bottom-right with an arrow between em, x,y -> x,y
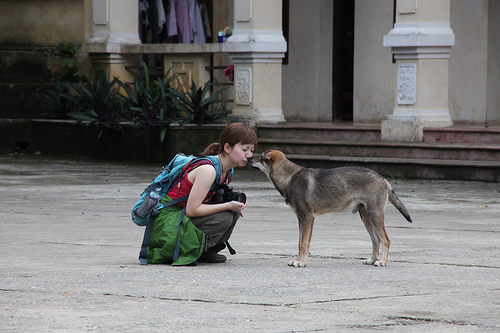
198,251 -> 227,263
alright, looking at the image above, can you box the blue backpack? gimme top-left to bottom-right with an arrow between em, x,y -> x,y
132,153 -> 227,264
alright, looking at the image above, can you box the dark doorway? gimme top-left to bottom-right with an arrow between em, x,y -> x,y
333,0 -> 354,121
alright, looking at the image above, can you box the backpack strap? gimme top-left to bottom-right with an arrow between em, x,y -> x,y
200,155 -> 228,187
139,217 -> 153,265
172,205 -> 187,261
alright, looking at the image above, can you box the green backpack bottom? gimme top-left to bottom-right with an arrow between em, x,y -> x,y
147,195 -> 206,266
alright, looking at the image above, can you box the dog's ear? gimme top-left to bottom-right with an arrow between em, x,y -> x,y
262,150 -> 280,165
262,150 -> 273,162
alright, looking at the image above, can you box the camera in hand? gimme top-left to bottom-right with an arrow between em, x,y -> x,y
211,184 -> 246,204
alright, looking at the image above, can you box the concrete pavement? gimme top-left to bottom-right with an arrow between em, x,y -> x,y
0,154 -> 499,332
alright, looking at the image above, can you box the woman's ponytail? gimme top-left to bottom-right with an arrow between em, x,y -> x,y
203,143 -> 222,155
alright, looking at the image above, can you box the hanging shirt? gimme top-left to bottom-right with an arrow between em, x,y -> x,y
157,0 -> 166,32
139,0 -> 150,28
188,0 -> 206,43
168,0 -> 191,43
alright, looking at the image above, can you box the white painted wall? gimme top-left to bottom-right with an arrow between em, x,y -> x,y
282,0 -> 500,125
486,1 -> 500,124
353,0 -> 396,122
282,0 -> 333,122
449,0 -> 489,124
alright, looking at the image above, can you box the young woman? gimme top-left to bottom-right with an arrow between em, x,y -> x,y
147,123 -> 257,266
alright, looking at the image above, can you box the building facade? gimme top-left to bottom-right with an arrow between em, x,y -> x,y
1,0 -> 499,141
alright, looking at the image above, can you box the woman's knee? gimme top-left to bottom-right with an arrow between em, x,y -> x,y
218,210 -> 236,229
191,210 -> 233,230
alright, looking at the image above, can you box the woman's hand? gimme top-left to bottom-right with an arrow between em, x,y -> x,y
225,200 -> 247,213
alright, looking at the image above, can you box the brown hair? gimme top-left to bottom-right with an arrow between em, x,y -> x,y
203,122 -> 258,155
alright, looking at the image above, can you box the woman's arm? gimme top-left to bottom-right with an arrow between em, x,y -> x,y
185,164 -> 246,217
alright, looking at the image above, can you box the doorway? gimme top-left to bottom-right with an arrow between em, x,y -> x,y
333,0 -> 354,121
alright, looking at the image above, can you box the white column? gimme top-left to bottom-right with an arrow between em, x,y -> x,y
85,0 -> 140,83
382,0 -> 454,141
224,0 -> 287,126
86,0 -> 141,51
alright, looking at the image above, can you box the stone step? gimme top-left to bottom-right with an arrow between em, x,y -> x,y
257,138 -> 500,162
257,124 -> 500,144
423,126 -> 500,144
257,123 -> 381,141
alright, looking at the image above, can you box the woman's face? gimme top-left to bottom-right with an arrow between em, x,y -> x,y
226,142 -> 255,167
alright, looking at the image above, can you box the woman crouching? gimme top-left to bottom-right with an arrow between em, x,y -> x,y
147,122 -> 257,266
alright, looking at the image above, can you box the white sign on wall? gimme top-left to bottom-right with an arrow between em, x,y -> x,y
235,66 -> 252,106
397,64 -> 416,105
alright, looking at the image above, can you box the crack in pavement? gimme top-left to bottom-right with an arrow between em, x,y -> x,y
38,241 -> 130,248
104,291 -> 431,309
390,260 -> 500,269
1,287 -> 429,309
388,225 -> 500,234
388,315 -> 483,328
2,288 -> 495,330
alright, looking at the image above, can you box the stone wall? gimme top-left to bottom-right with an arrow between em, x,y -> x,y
0,0 -> 90,118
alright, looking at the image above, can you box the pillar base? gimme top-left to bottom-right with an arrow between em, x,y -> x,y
382,108 -> 453,142
231,108 -> 285,127
388,108 -> 453,125
89,53 -> 138,84
381,120 -> 425,142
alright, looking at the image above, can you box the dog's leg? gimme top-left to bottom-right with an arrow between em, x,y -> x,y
359,207 -> 390,266
289,216 -> 314,267
373,218 -> 390,266
359,207 -> 381,266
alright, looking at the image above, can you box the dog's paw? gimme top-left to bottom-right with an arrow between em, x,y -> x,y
373,260 -> 386,267
363,258 -> 376,265
288,260 -> 306,267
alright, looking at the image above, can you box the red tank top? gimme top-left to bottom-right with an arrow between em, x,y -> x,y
166,158 -> 232,207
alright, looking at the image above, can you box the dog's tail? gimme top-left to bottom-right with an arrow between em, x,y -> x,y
387,188 -> 413,223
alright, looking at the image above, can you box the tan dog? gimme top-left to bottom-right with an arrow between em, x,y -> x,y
249,150 -> 412,267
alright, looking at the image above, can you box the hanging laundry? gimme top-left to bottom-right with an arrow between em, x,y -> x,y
168,0 -> 191,43
139,0 -> 150,29
188,0 -> 205,43
142,0 -> 212,44
199,1 -> 212,41
157,0 -> 166,32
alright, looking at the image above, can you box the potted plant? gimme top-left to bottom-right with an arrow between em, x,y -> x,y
35,79 -> 76,119
66,76 -> 124,137
169,80 -> 230,126
116,66 -> 179,160
31,70 -> 235,162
